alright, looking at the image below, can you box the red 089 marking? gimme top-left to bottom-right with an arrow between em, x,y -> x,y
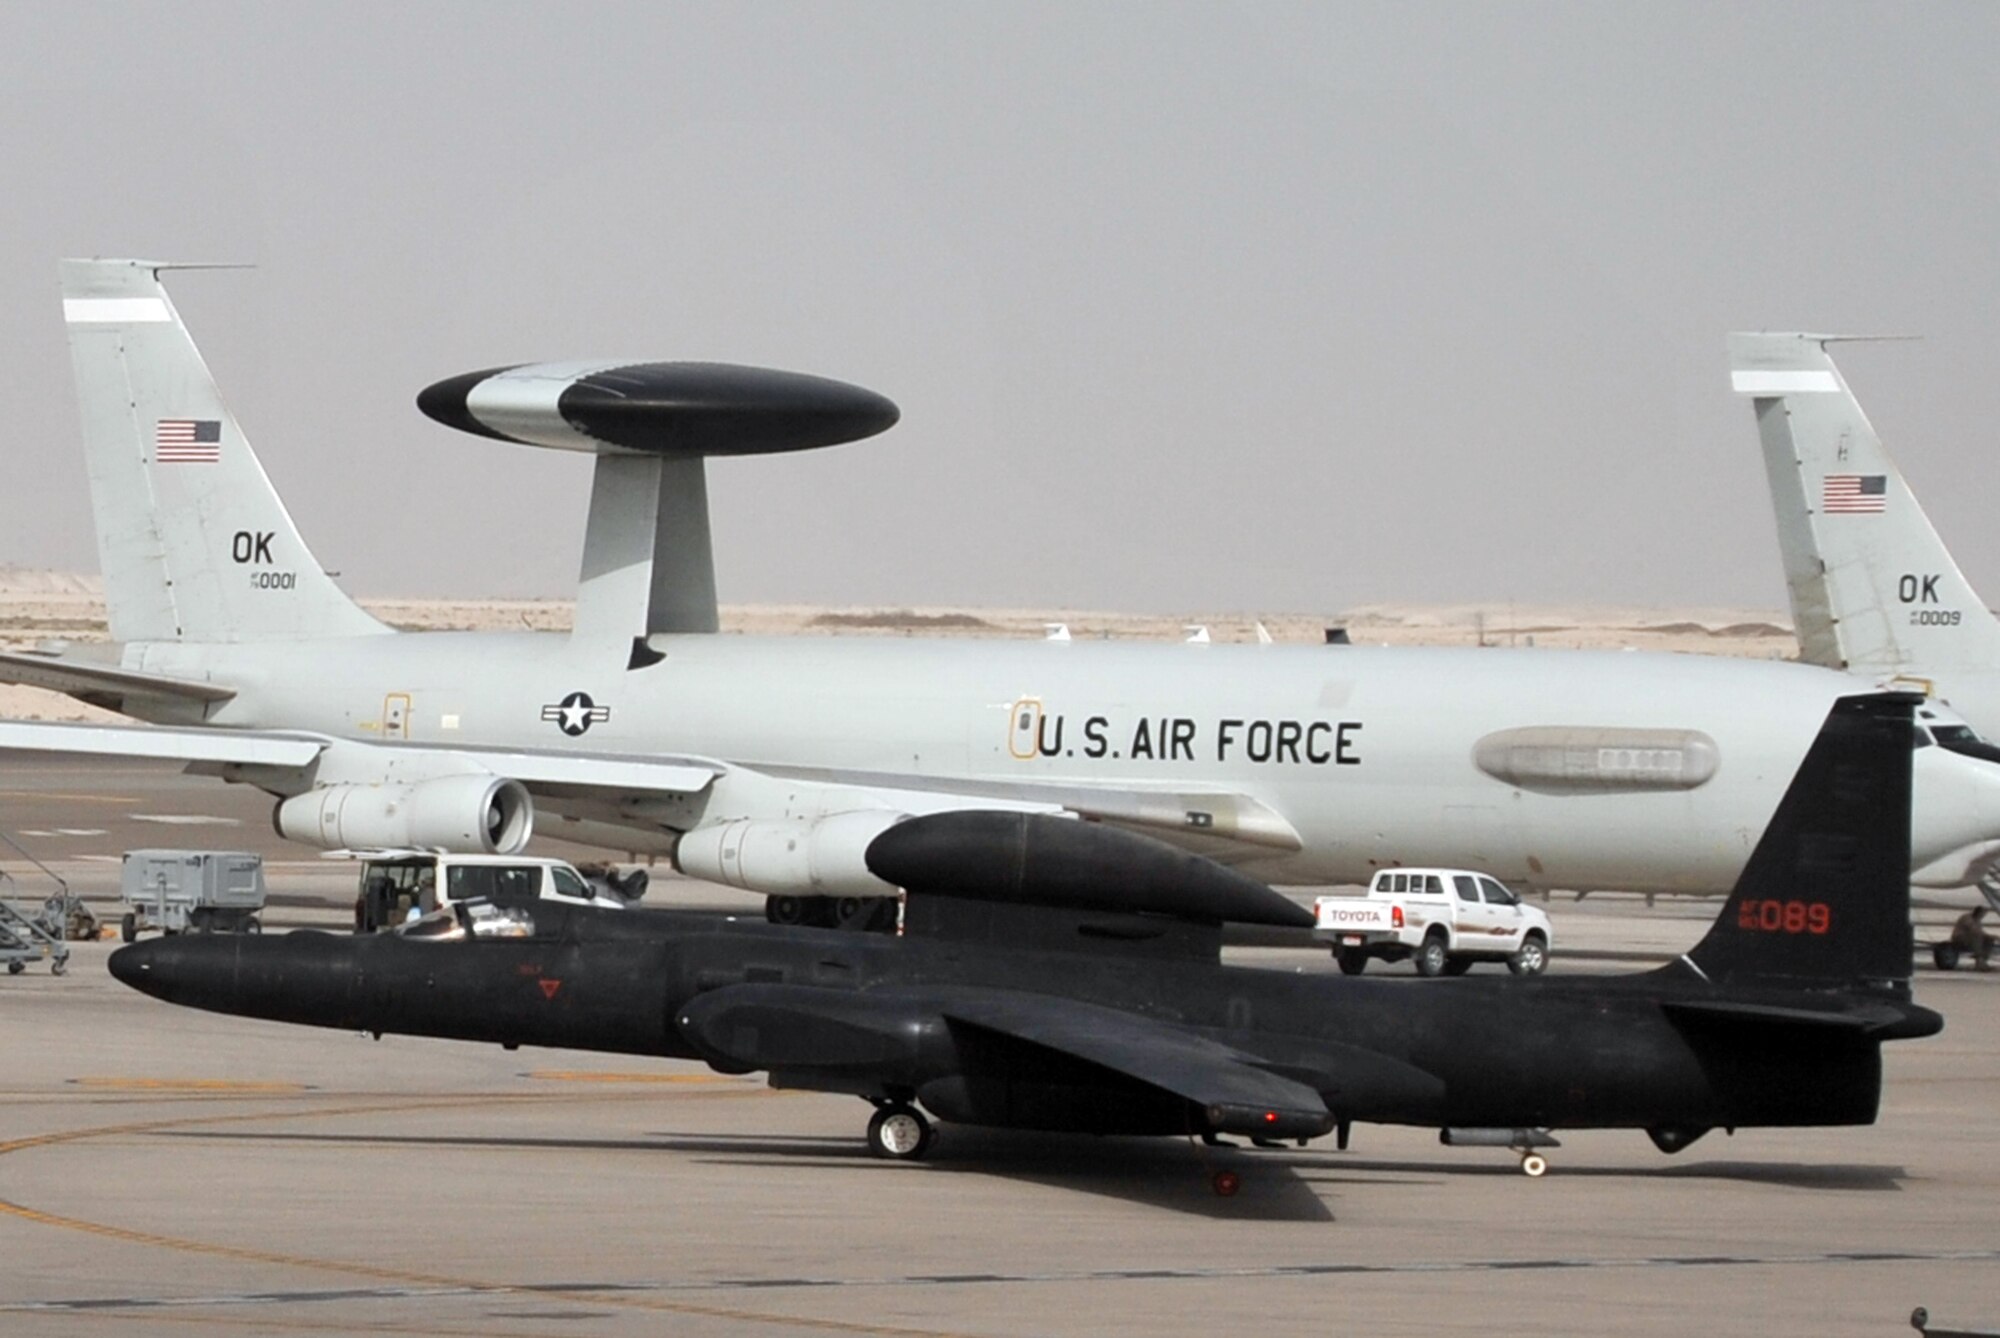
1736,898 -> 1831,935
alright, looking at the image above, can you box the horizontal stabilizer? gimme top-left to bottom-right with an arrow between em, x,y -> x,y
1662,997 -> 1941,1041
865,811 -> 1315,927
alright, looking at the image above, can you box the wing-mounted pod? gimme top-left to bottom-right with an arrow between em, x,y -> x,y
866,811 -> 1314,955
417,362 -> 899,650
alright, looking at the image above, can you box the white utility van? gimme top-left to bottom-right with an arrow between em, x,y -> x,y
1313,868 -> 1552,977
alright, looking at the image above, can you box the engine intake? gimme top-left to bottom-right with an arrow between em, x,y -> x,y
274,775 -> 534,853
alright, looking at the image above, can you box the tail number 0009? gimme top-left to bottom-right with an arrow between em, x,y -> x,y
1736,898 -> 1830,935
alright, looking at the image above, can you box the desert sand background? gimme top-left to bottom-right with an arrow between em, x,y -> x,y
0,566 -> 1798,723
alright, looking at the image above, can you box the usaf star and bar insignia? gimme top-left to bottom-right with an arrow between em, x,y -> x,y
542,691 -> 611,737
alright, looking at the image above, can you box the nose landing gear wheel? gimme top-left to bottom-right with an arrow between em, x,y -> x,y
867,1104 -> 934,1160
1520,1153 -> 1548,1177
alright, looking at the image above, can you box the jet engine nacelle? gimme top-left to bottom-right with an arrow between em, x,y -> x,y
274,776 -> 534,854
674,811 -> 903,898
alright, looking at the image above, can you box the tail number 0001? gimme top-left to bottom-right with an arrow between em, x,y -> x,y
1736,898 -> 1830,935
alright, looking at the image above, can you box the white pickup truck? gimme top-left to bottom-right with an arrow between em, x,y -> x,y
1313,868 -> 1552,977
350,852 -> 647,932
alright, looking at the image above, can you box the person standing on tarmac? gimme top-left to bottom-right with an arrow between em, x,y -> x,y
1950,906 -> 1995,971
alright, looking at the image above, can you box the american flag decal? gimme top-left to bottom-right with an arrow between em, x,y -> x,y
155,419 -> 222,464
1821,473 -> 1886,514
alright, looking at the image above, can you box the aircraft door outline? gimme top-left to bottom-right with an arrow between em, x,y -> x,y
1008,698 -> 1043,761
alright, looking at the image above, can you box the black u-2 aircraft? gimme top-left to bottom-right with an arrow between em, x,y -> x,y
111,693 -> 1941,1187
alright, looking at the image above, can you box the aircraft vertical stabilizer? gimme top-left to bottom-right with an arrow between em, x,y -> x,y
1683,692 -> 1916,989
1731,333 -> 2000,676
59,260 -> 389,644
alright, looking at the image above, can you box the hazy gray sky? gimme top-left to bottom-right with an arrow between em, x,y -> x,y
1,2 -> 1995,614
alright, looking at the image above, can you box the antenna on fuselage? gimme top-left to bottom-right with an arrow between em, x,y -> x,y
416,362 -> 899,653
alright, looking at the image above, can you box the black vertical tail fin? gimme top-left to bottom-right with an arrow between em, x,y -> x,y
1684,693 -> 1918,989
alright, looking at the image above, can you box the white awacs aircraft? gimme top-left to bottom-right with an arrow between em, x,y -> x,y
6,260 -> 2000,920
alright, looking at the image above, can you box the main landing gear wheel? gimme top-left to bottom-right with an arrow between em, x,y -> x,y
1520,1153 -> 1548,1177
867,1104 -> 934,1160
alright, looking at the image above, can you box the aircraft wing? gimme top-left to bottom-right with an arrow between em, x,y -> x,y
0,717 -> 1273,870
0,718 -> 721,810
0,718 -> 322,767
757,763 -> 1303,856
932,987 -> 1335,1138
0,651 -> 236,708
368,739 -> 721,797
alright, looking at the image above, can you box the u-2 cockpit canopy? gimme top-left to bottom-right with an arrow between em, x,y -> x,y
397,898 -> 539,943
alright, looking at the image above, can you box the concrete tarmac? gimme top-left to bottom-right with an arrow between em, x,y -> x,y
1,764 -> 1997,1335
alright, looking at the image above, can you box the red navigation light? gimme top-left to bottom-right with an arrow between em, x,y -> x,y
1264,1111 -> 1278,1123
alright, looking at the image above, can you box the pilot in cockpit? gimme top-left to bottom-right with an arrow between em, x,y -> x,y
395,899 -> 536,942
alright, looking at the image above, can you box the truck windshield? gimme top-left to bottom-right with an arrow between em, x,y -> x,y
446,864 -> 542,906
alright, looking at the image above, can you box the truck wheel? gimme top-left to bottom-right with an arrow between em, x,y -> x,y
1415,933 -> 1450,978
1443,957 -> 1474,976
1334,946 -> 1369,976
1509,933 -> 1549,976
120,913 -> 137,944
